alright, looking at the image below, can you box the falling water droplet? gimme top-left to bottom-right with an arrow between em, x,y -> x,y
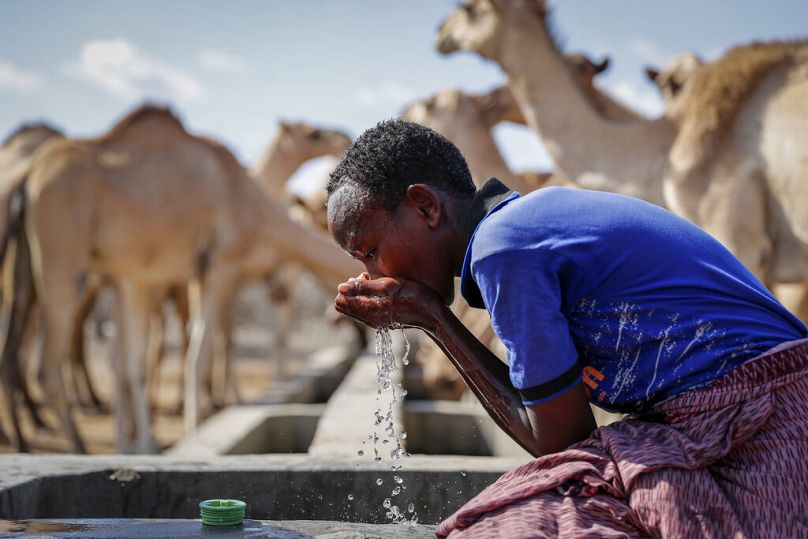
357,450 -> 364,456
347,494 -> 354,501
376,478 -> 383,486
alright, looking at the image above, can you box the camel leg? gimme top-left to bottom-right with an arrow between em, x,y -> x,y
38,282 -> 88,454
221,305 -> 241,407
70,290 -> 107,413
0,282 -> 34,452
0,230 -> 41,452
168,285 -> 191,416
185,267 -> 239,433
110,310 -> 134,453
146,310 -> 165,416
118,281 -> 162,454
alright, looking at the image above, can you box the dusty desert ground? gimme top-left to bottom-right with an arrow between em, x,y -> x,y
0,277 -> 358,454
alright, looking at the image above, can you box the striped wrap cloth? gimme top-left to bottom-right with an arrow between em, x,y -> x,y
436,339 -> 808,538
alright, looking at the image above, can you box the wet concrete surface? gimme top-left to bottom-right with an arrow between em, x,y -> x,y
0,518 -> 436,538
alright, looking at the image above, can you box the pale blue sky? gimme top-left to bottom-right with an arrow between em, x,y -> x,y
2,1 -> 807,193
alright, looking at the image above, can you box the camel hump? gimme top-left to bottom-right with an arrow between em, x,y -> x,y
101,103 -> 188,145
1,122 -> 63,149
675,39 -> 808,166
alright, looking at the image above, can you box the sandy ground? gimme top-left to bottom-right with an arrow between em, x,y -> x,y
0,279 -> 359,454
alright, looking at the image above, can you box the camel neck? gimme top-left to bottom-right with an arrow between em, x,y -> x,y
498,16 -> 675,205
250,140 -> 304,199
454,119 -> 531,193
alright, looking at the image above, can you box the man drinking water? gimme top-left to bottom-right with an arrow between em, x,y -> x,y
326,119 -> 808,537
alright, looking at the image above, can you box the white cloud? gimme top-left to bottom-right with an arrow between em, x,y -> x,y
602,79 -> 665,118
0,61 -> 42,93
71,38 -> 202,102
629,38 -> 672,68
354,81 -> 417,108
197,49 -> 248,74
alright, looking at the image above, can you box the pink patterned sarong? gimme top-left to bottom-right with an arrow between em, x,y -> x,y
436,339 -> 808,538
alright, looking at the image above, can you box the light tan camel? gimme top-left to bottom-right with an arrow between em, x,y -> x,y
150,122 -> 351,411
250,121 -> 351,200
646,44 -> 808,321
4,106 -> 360,453
437,1 -> 808,294
436,0 -> 676,209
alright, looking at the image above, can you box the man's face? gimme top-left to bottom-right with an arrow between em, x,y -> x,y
329,188 -> 457,304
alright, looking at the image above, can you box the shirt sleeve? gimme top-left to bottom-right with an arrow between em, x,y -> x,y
472,248 -> 580,405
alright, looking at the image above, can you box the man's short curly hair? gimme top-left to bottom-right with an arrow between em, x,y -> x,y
327,119 -> 475,211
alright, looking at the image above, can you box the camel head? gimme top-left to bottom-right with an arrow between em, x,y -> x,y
1,122 -> 63,151
436,0 -> 547,60
276,121 -> 351,161
645,53 -> 704,106
567,53 -> 610,88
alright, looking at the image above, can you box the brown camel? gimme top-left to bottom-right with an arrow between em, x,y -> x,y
4,106 -> 360,453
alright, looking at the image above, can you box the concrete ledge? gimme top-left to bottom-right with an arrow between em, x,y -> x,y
256,344 -> 358,405
0,455 -> 527,525
0,519 -> 436,538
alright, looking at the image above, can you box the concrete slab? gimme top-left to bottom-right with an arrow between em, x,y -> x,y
0,519 -> 436,538
308,355 -> 404,458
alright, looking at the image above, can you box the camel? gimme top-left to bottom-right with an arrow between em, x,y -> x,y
436,0 -> 675,209
436,0 -> 808,295
2,105 -> 361,453
149,122 -> 351,411
645,47 -> 808,321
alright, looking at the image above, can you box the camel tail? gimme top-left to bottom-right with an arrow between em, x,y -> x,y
0,182 -> 26,273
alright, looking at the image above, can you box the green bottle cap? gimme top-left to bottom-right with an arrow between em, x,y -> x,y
199,499 -> 246,526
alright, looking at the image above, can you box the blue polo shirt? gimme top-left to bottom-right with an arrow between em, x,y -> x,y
460,184 -> 806,413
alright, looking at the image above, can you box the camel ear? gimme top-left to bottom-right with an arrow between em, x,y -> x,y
645,67 -> 660,84
595,57 -> 610,74
278,120 -> 292,132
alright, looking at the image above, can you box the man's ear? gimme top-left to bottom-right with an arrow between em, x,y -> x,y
405,184 -> 442,229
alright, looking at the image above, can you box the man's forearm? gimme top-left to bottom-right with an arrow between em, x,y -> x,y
424,306 -> 541,457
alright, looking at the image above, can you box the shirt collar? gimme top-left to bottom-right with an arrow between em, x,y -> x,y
460,178 -> 520,308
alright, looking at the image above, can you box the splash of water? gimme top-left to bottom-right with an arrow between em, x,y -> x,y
361,326 -> 418,524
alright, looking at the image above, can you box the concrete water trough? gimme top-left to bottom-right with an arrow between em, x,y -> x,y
0,337 -> 557,536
